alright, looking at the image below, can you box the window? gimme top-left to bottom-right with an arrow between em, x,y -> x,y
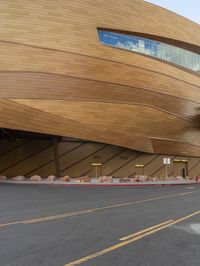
98,30 -> 200,73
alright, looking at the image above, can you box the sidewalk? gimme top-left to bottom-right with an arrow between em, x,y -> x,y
1,179 -> 200,187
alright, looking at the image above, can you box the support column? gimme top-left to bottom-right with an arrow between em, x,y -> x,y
53,136 -> 61,177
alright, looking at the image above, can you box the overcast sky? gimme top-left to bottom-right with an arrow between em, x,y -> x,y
145,0 -> 200,25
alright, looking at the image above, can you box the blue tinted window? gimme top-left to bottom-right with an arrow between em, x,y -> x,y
98,30 -> 200,73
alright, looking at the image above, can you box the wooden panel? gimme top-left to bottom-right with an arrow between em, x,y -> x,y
0,0 -> 200,157
0,139 -> 27,156
0,72 -> 199,122
0,100 -> 153,152
152,139 -> 200,157
13,100 -> 200,149
113,153 -> 155,177
0,0 -> 200,54
0,44 -> 200,103
101,149 -> 136,177
1,138 -> 200,178
62,145 -> 122,177
0,140 -> 50,173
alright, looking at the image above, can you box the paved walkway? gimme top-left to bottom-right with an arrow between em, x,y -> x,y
1,179 -> 200,186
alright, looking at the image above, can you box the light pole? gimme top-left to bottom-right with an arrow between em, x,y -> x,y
91,163 -> 102,178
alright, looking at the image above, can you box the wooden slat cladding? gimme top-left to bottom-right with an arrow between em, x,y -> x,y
0,72 -> 199,122
0,0 -> 200,156
12,99 -> 200,153
0,0 -> 200,53
0,100 -> 154,153
1,139 -> 200,178
1,44 -> 200,103
152,139 -> 200,157
1,42 -> 200,89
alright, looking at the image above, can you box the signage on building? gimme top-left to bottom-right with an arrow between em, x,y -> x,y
163,158 -> 170,165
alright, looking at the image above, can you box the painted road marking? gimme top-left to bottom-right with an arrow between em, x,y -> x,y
64,210 -> 200,266
23,210 -> 94,224
119,220 -> 173,241
0,191 -> 195,228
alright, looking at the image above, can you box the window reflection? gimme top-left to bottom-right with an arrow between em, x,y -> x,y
98,30 -> 200,73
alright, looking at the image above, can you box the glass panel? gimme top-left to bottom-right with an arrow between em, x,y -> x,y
98,30 -> 200,73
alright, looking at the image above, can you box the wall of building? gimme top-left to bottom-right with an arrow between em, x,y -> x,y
1,0 -> 200,157
1,138 -> 200,178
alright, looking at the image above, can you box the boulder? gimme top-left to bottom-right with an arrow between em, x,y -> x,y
176,176 -> 184,180
13,175 -> 25,181
131,177 -> 140,182
0,175 -> 7,181
78,176 -> 91,182
152,177 -> 159,181
131,175 -> 148,182
29,175 -> 41,181
98,176 -> 113,183
60,176 -> 71,182
138,175 -> 148,182
47,175 -> 56,182
119,177 -> 130,183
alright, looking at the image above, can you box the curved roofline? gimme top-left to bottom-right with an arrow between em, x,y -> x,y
144,0 -> 200,27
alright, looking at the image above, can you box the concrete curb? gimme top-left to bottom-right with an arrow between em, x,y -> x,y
1,180 -> 200,187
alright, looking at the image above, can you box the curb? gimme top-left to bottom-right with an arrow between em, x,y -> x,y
1,180 -> 200,187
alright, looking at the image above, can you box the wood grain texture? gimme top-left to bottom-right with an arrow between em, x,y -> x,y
12,99 -> 200,153
1,138 -> 200,178
0,100 -> 153,153
0,72 -> 199,121
0,0 -> 200,156
1,44 -> 200,103
1,0 -> 200,53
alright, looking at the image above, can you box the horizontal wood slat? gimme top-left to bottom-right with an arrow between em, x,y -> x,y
0,0 -> 200,157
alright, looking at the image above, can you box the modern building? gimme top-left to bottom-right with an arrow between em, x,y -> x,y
1,0 -> 200,178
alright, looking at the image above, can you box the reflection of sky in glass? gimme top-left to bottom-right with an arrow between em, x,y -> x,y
98,30 -> 200,73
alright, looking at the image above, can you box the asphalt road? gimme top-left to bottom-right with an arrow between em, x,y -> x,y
0,183 -> 200,266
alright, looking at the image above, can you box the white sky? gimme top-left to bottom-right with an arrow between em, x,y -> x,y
145,0 -> 200,25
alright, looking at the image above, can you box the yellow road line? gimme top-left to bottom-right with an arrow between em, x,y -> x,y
119,219 -> 173,241
23,210 -> 94,224
64,210 -> 200,266
0,210 -> 94,228
0,191 -> 195,228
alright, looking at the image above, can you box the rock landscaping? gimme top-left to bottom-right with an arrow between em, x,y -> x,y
47,175 -> 56,182
0,175 -> 7,180
12,175 -> 25,181
60,176 -> 71,182
29,175 -> 42,181
0,174 -> 199,185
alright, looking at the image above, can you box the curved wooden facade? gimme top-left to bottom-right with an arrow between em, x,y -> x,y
1,138 -> 200,178
1,0 -> 200,156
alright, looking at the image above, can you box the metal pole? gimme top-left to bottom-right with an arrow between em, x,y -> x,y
53,136 -> 61,177
95,166 -> 98,178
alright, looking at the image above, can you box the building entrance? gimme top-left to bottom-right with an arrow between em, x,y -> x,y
173,160 -> 188,178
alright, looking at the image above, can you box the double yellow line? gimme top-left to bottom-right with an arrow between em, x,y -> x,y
64,210 -> 200,266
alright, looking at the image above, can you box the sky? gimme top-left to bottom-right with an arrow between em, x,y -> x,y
145,0 -> 200,25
